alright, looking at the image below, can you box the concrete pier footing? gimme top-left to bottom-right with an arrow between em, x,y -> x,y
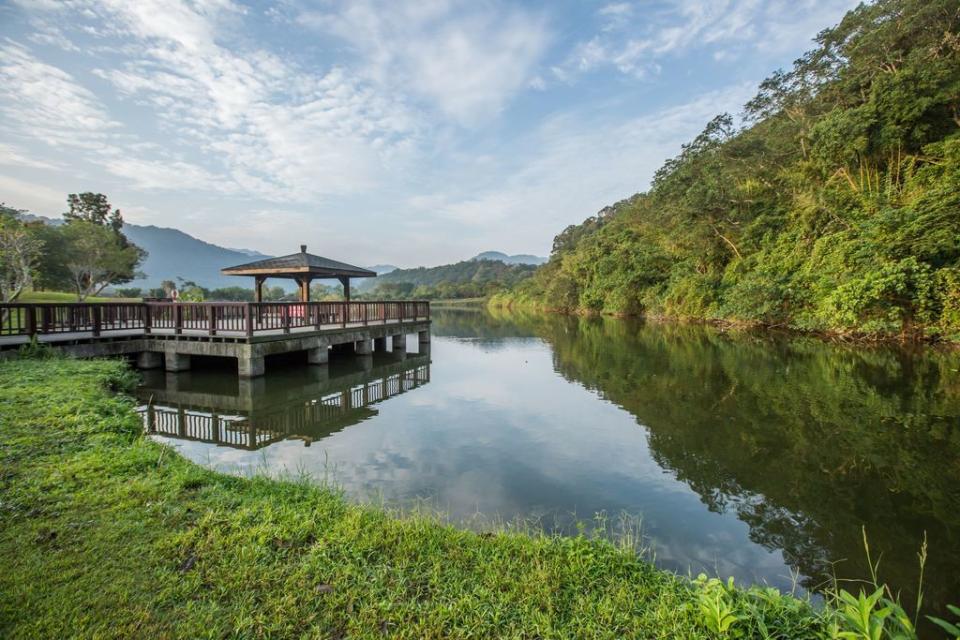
355,339 -> 373,355
238,356 -> 265,378
392,334 -> 406,352
308,346 -> 329,364
165,352 -> 191,372
137,351 -> 163,369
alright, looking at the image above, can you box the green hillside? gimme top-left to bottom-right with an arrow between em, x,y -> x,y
494,0 -> 960,341
361,260 -> 537,300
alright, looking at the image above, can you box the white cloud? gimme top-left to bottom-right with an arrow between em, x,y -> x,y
299,0 -> 551,124
6,0 -> 422,205
556,0 -> 858,81
0,143 -> 61,170
0,40 -> 119,148
415,83 -> 755,254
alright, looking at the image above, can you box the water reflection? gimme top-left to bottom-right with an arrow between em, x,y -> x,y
138,354 -> 430,450
139,307 -> 960,620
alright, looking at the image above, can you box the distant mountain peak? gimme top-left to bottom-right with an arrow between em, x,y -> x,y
470,251 -> 546,266
366,264 -> 399,275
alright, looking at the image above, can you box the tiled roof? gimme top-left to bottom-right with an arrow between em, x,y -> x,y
222,248 -> 376,277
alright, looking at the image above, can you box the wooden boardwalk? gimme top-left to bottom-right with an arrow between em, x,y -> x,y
0,300 -> 431,377
0,300 -> 429,347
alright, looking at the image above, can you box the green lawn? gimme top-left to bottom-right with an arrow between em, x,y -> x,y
0,359 -> 946,639
17,291 -> 141,303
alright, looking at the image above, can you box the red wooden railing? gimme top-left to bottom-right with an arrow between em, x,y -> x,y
0,300 -> 430,339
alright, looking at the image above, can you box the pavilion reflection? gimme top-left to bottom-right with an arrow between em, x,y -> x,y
136,354 -> 430,450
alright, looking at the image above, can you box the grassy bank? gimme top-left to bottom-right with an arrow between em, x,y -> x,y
0,359 -> 952,638
16,291 -> 140,303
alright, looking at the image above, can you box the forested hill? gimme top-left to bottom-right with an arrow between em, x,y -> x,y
360,259 -> 537,299
494,0 -> 960,341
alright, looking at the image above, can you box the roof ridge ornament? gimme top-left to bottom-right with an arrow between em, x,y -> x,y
300,244 -> 307,253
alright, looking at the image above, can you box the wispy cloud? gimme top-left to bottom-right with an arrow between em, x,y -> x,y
555,0 -> 857,81
0,0 -> 859,264
409,83 -> 755,256
0,40 -> 119,148
298,0 -> 552,124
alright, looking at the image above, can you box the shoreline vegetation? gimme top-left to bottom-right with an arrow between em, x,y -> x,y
1,358 -> 956,639
492,0 -> 960,346
486,295 -> 960,347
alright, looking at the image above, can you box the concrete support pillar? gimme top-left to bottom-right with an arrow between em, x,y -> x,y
308,346 -> 329,364
355,339 -> 373,355
238,355 -> 265,378
418,330 -> 430,355
392,334 -> 406,352
165,352 -> 191,372
137,351 -> 162,370
373,336 -> 387,352
360,354 -> 373,372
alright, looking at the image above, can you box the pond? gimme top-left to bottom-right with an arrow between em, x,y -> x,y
136,307 -> 960,616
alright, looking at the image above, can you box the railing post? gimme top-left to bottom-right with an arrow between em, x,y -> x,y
24,305 -> 36,337
144,303 -> 152,334
281,304 -> 290,334
363,302 -> 368,326
92,305 -> 101,337
314,302 -> 322,330
245,303 -> 253,337
207,305 -> 216,336
400,300 -> 405,323
342,301 -> 347,328
174,304 -> 182,335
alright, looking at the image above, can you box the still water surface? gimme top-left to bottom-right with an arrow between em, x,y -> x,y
137,307 -> 960,614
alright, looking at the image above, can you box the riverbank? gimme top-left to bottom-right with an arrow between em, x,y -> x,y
487,293 -> 960,347
0,358 -> 945,638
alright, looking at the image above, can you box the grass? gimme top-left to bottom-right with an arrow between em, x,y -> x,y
0,359 -> 954,639
17,290 -> 140,303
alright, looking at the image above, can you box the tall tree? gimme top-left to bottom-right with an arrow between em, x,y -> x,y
55,193 -> 147,300
0,205 -> 43,302
63,192 -> 123,232
61,221 -> 145,301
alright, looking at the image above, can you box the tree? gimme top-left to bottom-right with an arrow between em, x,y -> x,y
175,278 -> 207,301
61,222 -> 144,300
0,205 -> 43,302
64,192 -> 123,232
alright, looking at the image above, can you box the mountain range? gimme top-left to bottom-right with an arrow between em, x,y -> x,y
20,214 -> 543,289
470,251 -> 546,265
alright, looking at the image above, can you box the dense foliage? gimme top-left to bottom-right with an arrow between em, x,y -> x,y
0,205 -> 43,302
495,0 -> 960,340
359,259 -> 537,300
9,193 -> 147,301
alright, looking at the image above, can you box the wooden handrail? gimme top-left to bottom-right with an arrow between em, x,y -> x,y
0,300 -> 430,339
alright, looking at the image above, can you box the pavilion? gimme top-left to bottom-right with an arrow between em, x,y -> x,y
221,245 -> 376,302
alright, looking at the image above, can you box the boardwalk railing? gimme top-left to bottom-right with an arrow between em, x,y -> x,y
141,363 -> 430,450
0,300 -> 430,339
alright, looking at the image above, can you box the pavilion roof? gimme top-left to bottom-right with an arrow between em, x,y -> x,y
221,245 -> 376,279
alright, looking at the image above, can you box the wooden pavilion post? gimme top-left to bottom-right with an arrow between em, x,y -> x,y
254,276 -> 264,303
338,276 -> 351,302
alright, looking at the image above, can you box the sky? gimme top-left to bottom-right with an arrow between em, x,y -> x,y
0,0 -> 858,267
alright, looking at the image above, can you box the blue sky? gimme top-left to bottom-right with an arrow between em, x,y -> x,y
0,0 -> 856,266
